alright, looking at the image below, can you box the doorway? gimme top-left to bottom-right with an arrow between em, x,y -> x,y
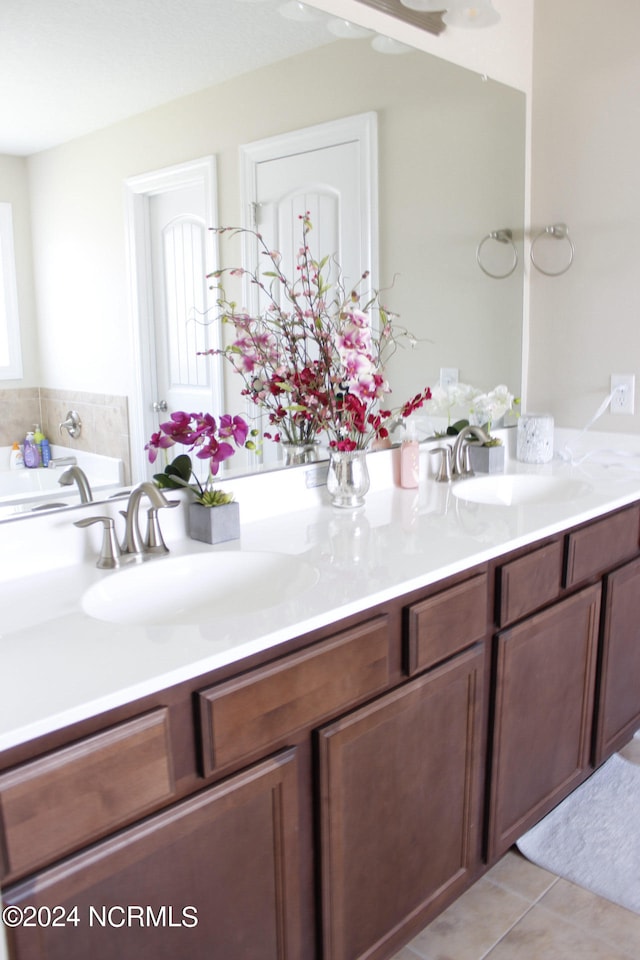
124,157 -> 222,482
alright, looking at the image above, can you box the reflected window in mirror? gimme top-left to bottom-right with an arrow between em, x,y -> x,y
0,203 -> 23,380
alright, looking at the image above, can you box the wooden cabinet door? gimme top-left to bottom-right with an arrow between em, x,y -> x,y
317,645 -> 485,960
3,749 -> 301,960
487,585 -> 600,861
594,556 -> 640,764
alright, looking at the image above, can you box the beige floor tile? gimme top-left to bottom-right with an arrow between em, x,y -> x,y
405,877 -> 532,960
486,849 -> 558,902
538,879 -> 640,958
388,948 -> 422,960
484,903 -> 634,960
618,737 -> 640,765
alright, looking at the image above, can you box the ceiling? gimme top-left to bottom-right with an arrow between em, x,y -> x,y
1,0 -> 337,156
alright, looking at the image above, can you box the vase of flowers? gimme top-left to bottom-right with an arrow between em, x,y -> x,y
204,213 -> 432,506
145,412 -> 255,542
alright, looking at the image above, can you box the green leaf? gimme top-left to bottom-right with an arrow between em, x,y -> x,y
196,489 -> 235,507
448,419 -> 470,435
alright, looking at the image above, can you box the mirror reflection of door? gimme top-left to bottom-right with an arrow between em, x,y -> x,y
148,185 -> 218,422
240,113 -> 378,466
125,157 -> 222,482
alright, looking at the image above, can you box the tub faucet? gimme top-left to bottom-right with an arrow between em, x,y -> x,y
122,482 -> 173,559
452,425 -> 492,477
58,465 -> 93,503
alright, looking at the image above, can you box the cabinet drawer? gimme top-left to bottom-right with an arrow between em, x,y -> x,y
405,572 -> 488,675
198,615 -> 391,775
497,540 -> 563,626
0,708 -> 174,881
564,506 -> 640,588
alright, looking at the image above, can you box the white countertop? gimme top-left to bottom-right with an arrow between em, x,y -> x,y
2,428 -> 640,754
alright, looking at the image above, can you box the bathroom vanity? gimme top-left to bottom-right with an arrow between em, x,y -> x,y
1,431 -> 640,960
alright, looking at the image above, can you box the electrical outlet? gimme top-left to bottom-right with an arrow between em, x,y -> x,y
440,367 -> 459,388
611,374 -> 635,415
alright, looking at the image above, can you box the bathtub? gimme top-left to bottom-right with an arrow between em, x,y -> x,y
0,447 -> 125,518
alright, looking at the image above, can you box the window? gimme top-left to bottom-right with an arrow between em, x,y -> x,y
0,202 -> 23,379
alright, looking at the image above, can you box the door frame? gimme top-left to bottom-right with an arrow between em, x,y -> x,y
124,156 -> 220,482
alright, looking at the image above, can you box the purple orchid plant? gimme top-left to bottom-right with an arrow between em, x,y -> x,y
146,411 -> 256,504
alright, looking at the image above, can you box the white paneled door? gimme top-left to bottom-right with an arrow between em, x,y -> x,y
240,113 -> 378,464
125,157 -> 222,481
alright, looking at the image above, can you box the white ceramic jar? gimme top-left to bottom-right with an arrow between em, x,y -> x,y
516,413 -> 554,464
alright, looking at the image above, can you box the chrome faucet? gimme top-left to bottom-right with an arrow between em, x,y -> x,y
122,482 -> 174,559
452,425 -> 492,477
58,465 -> 93,503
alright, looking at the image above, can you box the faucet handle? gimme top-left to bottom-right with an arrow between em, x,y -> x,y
145,501 -> 179,555
74,516 -> 121,569
429,446 -> 453,482
460,442 -> 473,476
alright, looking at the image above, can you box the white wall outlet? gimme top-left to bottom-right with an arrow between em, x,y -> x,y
610,374 -> 635,415
440,367 -> 459,388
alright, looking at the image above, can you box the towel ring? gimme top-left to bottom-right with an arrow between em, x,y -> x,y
530,223 -> 574,276
476,229 -> 518,279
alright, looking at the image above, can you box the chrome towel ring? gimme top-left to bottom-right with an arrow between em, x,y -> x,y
476,229 -> 518,279
530,223 -> 575,276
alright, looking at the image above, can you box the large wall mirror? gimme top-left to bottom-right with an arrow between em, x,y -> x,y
1,0 -> 525,519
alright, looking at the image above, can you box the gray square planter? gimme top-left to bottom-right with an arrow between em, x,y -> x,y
188,501 -> 240,544
468,443 -> 505,475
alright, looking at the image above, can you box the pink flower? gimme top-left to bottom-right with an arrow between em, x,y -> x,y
146,410 -> 251,475
219,414 -> 249,446
144,431 -> 174,463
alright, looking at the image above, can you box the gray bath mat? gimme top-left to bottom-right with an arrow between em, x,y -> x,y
517,752 -> 640,914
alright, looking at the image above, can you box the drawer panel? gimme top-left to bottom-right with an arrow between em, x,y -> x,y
405,572 -> 488,675
564,506 -> 640,588
198,615 -> 391,775
0,708 -> 174,881
497,540 -> 563,626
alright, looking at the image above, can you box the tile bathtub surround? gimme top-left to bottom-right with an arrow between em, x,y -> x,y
0,387 -> 41,446
0,388 -> 131,482
392,849 -> 640,960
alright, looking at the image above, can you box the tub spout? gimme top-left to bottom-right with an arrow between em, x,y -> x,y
58,465 -> 93,503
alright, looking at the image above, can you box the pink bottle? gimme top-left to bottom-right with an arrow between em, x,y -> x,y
400,423 -> 419,489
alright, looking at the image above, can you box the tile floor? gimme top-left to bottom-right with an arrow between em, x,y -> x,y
393,735 -> 640,959
390,848 -> 640,960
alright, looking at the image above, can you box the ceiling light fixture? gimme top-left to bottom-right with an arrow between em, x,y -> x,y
399,0 -> 447,11
442,0 -> 500,29
370,35 -> 413,54
327,19 -> 373,39
278,1 -> 323,22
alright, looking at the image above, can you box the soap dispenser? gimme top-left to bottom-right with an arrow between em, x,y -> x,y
23,431 -> 40,468
33,424 -> 46,465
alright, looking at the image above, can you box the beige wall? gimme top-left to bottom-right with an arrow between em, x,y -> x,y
528,0 -> 640,431
26,39 -> 524,414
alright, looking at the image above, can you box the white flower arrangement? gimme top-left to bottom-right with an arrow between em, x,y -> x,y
427,382 -> 516,432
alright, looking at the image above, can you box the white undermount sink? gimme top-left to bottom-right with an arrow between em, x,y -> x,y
81,550 -> 319,626
452,473 -> 591,506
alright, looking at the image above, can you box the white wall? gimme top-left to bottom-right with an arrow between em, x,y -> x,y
0,155 -> 39,385
528,0 -> 640,431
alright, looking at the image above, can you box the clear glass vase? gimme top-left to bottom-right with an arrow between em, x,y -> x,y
281,441 -> 321,466
326,449 -> 370,508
